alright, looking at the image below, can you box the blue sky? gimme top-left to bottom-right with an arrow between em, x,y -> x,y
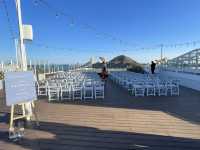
1,0 -> 200,64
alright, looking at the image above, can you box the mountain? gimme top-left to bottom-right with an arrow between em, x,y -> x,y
82,61 -> 92,68
92,55 -> 145,73
109,55 -> 137,68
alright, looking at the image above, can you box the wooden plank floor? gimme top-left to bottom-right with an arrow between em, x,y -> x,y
0,79 -> 200,150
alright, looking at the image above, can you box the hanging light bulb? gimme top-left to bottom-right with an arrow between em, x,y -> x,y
69,19 -> 74,27
33,0 -> 38,6
55,13 -> 59,18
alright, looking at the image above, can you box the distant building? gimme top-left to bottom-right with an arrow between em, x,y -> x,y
90,57 -> 96,65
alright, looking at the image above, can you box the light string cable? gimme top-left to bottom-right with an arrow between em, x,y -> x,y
32,0 -> 139,48
31,0 -> 200,52
28,39 -> 200,55
1,0 -> 17,40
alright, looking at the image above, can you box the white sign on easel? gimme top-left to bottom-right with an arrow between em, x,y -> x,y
5,71 -> 37,106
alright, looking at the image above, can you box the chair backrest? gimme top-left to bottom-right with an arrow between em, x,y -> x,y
171,79 -> 180,86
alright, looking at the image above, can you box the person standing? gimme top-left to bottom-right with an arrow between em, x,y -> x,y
101,60 -> 108,80
151,61 -> 156,74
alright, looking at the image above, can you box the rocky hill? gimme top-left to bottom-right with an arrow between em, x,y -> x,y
109,55 -> 137,67
92,55 -> 144,73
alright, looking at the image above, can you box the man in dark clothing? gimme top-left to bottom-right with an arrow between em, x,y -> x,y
151,61 -> 156,74
101,61 -> 108,80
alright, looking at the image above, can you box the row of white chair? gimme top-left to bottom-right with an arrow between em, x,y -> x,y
110,71 -> 180,96
37,71 -> 105,101
48,81 -> 105,101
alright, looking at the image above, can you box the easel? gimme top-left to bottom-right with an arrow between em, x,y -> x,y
9,101 -> 39,140
7,0 -> 38,140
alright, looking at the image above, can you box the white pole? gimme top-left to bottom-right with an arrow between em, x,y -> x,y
52,64 -> 54,73
10,59 -> 13,69
161,45 -> 163,63
48,61 -> 50,73
14,39 -> 19,68
29,59 -> 32,70
15,0 -> 27,71
34,60 -> 37,76
38,60 -> 40,71
1,61 -> 4,71
15,0 -> 32,121
33,60 -> 34,72
160,44 -> 163,72
43,61 -> 45,74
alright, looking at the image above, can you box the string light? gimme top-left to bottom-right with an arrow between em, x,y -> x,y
1,0 -> 17,40
55,13 -> 59,18
32,0 -> 200,52
27,38 -> 200,57
33,0 -> 38,6
2,0 -> 200,56
69,19 -> 74,27
32,0 -> 138,48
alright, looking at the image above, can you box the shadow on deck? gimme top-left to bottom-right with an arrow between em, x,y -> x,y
0,121 -> 200,150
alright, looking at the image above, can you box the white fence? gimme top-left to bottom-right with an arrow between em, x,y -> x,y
0,80 -> 3,89
160,71 -> 200,91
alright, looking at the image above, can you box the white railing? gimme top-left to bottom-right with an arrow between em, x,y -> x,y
163,66 -> 200,75
0,80 -> 3,89
160,71 -> 200,91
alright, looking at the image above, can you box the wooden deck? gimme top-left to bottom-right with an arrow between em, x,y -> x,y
0,79 -> 200,150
